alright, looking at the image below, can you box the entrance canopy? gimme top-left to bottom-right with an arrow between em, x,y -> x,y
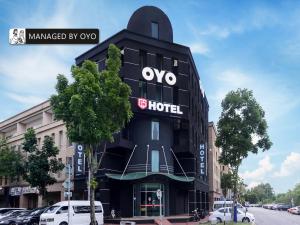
106,172 -> 194,182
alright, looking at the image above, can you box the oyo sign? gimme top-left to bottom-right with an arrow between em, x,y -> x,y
142,67 -> 176,86
138,98 -> 183,115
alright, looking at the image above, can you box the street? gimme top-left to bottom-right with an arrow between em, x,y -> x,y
248,207 -> 300,225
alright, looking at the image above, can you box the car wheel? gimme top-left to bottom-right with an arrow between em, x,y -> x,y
242,217 -> 250,223
89,222 -> 98,225
216,217 -> 222,223
59,222 -> 68,225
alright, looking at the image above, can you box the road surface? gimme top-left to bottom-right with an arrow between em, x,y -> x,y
248,207 -> 300,225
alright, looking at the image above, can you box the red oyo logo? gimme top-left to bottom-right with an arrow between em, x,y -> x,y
137,98 -> 148,110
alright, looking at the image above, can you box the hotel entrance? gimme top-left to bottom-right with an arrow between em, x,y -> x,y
133,183 -> 165,216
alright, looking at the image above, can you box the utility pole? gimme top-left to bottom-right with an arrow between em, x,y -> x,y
68,163 -> 71,225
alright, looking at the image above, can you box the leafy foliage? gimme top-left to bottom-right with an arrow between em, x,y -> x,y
22,128 -> 64,195
275,183 -> 300,205
221,172 -> 234,197
216,88 -> 272,167
243,183 -> 275,204
50,44 -> 133,145
50,44 -> 132,225
0,138 -> 24,180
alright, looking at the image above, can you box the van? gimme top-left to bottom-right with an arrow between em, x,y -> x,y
39,201 -> 103,225
213,201 -> 245,211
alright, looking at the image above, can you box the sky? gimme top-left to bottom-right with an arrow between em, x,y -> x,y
0,0 -> 300,193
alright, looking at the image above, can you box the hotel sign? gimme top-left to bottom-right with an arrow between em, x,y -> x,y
199,143 -> 207,176
142,67 -> 176,86
137,98 -> 183,115
74,144 -> 85,176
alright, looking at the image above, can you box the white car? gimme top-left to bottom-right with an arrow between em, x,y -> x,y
39,200 -> 103,225
209,207 -> 255,223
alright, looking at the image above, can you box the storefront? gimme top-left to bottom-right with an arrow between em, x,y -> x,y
74,6 -> 209,217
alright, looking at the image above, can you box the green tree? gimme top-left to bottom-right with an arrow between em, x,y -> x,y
216,89 -> 272,222
0,138 -> 24,180
50,44 -> 133,225
221,172 -> 234,199
22,128 -> 64,195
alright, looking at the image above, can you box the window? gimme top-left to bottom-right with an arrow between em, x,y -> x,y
151,150 -> 159,172
139,50 -> 147,68
59,130 -> 63,149
73,206 -> 102,214
151,120 -> 159,140
172,57 -> 178,74
51,133 -> 55,143
56,206 -> 68,214
151,22 -> 159,39
173,86 -> 178,104
139,80 -> 147,98
156,54 -> 163,70
155,83 -> 163,102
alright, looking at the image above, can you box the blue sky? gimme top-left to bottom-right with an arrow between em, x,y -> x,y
0,0 -> 299,193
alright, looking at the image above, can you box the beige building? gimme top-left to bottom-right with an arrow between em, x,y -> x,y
208,122 -> 222,210
0,100 -> 74,209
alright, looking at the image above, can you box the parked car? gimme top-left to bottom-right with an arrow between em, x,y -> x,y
213,201 -> 245,211
208,207 -> 255,223
0,210 -> 29,224
0,208 -> 25,215
0,210 -> 26,220
288,206 -> 300,215
39,201 -> 104,225
276,204 -> 291,211
17,207 -> 48,225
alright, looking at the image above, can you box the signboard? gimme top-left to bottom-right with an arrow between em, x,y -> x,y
199,143 -> 207,176
63,180 -> 74,189
74,144 -> 85,176
137,98 -> 183,115
156,189 -> 162,199
9,186 -> 39,196
142,67 -> 176,86
64,191 -> 72,198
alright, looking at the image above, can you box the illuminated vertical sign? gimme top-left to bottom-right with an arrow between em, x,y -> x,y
199,143 -> 207,176
74,144 -> 85,176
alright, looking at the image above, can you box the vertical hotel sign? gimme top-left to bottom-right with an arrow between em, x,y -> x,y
199,143 -> 207,175
74,144 -> 85,176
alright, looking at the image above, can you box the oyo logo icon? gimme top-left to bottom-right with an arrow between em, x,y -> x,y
138,98 -> 148,110
142,67 -> 177,86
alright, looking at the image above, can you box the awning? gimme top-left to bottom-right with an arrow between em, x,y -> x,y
105,172 -> 194,182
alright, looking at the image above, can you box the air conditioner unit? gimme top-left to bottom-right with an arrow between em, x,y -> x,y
173,59 -> 178,67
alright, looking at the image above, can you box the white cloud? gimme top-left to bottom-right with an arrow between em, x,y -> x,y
6,92 -> 46,107
274,152 -> 300,177
247,181 -> 261,189
209,67 -> 300,122
240,155 -> 273,181
189,42 -> 210,55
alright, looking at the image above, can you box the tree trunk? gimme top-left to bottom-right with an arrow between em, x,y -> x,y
90,170 -> 97,225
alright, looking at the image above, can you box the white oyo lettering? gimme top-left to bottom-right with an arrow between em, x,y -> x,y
142,67 -> 177,85
165,72 -> 177,85
142,67 -> 155,81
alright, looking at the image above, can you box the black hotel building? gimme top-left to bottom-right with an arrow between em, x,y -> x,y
74,6 -> 209,217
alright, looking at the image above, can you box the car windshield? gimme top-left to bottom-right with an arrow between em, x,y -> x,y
29,208 -> 44,216
1,210 -> 17,216
44,206 -> 60,213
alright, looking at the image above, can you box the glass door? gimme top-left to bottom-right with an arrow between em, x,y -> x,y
134,183 -> 165,216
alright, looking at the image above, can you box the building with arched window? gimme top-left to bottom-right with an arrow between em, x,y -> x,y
74,6 -> 209,217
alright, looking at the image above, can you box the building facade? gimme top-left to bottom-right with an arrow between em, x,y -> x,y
208,122 -> 222,210
0,101 -> 74,208
74,6 -> 209,217
208,121 -> 233,209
